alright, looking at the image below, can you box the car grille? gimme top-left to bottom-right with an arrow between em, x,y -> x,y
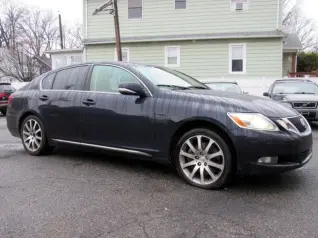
288,116 -> 308,133
293,102 -> 317,109
300,112 -> 316,120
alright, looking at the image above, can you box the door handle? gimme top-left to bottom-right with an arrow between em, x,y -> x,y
82,99 -> 96,106
39,95 -> 49,101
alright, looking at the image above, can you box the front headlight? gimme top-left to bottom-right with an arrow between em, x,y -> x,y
227,113 -> 279,131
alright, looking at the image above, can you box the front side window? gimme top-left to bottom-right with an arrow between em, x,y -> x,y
128,0 -> 142,19
229,44 -> 246,74
175,0 -> 186,9
90,65 -> 140,93
52,66 -> 89,90
135,66 -> 208,90
165,46 -> 180,67
272,82 -> 318,95
42,73 -> 56,90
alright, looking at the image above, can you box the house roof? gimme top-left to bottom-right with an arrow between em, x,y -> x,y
83,30 -> 285,45
45,48 -> 83,55
283,34 -> 302,51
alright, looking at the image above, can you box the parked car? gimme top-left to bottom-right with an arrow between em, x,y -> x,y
0,82 -> 15,116
264,79 -> 318,121
6,63 -> 312,189
204,81 -> 244,94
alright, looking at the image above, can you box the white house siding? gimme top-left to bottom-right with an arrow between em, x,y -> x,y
85,0 -> 280,39
85,38 -> 282,96
282,53 -> 292,77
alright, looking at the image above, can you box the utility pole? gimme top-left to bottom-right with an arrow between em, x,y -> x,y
93,0 -> 122,61
113,0 -> 122,61
58,13 -> 64,49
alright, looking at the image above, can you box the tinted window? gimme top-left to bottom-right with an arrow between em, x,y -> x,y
90,65 -> 140,93
0,84 -> 15,92
42,73 -> 56,90
52,66 -> 89,90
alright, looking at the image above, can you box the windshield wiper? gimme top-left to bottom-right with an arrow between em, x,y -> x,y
184,86 -> 208,90
157,84 -> 188,90
294,92 -> 315,94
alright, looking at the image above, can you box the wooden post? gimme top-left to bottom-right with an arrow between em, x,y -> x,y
291,53 -> 297,73
59,14 -> 64,49
113,0 -> 122,61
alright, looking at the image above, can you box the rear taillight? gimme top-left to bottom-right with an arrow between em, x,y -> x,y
0,93 -> 5,99
8,94 -> 13,105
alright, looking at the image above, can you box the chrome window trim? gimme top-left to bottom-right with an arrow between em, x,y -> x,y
52,139 -> 152,157
40,63 -> 153,97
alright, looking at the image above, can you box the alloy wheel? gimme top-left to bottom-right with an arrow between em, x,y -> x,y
22,119 -> 43,152
179,135 -> 225,185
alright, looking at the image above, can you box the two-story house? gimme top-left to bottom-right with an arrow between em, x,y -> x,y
83,0 -> 301,84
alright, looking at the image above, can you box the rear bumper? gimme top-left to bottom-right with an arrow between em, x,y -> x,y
232,128 -> 313,175
0,101 -> 8,109
6,109 -> 20,137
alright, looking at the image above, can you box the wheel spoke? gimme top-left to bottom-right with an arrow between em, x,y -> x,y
180,151 -> 196,160
34,139 -> 40,148
204,139 -> 214,153
35,135 -> 42,140
23,131 -> 31,136
186,140 -> 197,154
189,165 -> 199,179
25,123 -> 31,132
205,166 -> 217,181
24,136 -> 32,143
207,161 -> 224,170
207,151 -> 223,160
35,129 -> 41,134
33,120 -> 37,130
200,166 -> 205,184
182,160 -> 197,169
197,136 -> 202,151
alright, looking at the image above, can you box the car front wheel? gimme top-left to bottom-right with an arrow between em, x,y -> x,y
0,108 -> 7,116
21,115 -> 53,156
174,128 -> 232,189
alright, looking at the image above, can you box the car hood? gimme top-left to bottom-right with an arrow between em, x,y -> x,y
272,94 -> 318,102
175,89 -> 298,118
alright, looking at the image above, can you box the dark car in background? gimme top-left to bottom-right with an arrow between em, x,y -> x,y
0,83 -> 15,116
6,62 -> 312,189
205,81 -> 245,94
264,79 -> 318,121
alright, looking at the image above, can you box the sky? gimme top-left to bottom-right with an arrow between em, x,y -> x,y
19,0 -> 318,27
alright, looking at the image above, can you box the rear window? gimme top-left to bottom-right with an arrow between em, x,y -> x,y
52,66 -> 89,90
0,84 -> 15,92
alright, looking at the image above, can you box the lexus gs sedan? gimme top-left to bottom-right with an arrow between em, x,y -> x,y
6,62 -> 313,189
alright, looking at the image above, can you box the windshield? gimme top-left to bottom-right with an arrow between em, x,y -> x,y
272,82 -> 318,95
207,83 -> 242,94
0,84 -> 15,92
134,66 -> 208,89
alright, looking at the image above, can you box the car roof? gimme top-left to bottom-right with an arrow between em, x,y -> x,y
274,79 -> 315,83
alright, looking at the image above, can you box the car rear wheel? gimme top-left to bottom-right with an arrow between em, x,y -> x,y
0,109 -> 7,116
21,115 -> 53,156
174,128 -> 232,189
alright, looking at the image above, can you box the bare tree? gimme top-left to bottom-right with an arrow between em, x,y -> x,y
63,24 -> 83,49
282,0 -> 318,50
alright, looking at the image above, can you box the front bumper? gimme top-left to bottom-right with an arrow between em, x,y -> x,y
294,108 -> 318,121
232,128 -> 313,175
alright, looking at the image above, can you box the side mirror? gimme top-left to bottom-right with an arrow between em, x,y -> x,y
118,83 -> 147,97
263,92 -> 270,97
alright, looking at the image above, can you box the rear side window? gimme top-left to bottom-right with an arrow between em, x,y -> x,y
42,73 -> 56,90
0,84 -> 15,92
52,66 -> 89,90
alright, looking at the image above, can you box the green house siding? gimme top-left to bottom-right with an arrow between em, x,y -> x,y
85,0 -> 281,40
283,53 -> 292,77
86,38 -> 282,79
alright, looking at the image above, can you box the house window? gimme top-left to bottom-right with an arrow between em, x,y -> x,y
128,0 -> 142,19
175,0 -> 186,9
231,0 -> 248,11
229,44 -> 246,74
165,46 -> 180,67
115,48 -> 130,62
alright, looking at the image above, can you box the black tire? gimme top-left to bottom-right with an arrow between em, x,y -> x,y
0,108 -> 7,116
173,128 -> 232,190
20,115 -> 53,156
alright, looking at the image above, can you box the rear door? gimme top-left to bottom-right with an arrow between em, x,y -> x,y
38,65 -> 90,141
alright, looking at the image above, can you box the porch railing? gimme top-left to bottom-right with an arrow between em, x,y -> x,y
288,72 -> 318,78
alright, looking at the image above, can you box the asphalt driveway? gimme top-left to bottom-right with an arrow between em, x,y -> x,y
0,115 -> 318,238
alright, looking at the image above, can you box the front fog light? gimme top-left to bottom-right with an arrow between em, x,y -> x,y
258,156 -> 278,164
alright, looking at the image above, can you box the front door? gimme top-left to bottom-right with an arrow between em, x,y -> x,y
38,66 -> 90,141
80,65 -> 155,155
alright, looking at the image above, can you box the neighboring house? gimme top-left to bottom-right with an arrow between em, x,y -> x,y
83,0 -> 300,82
46,49 -> 84,70
282,34 -> 302,77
